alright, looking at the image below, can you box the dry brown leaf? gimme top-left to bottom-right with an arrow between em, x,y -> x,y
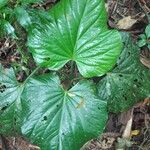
140,55 -> 150,68
117,16 -> 137,29
122,109 -> 134,139
143,98 -> 150,105
29,144 -> 41,150
131,130 -> 140,136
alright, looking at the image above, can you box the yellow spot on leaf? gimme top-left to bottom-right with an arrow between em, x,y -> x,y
68,92 -> 76,97
76,99 -> 85,109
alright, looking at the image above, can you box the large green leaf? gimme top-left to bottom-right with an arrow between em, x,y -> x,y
27,0 -> 122,77
0,65 -> 23,134
97,33 -> 150,113
21,74 -> 108,150
0,65 -> 108,149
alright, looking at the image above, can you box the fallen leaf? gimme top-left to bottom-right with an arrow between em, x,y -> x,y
140,55 -> 150,68
122,109 -> 134,139
117,16 -> 137,29
131,130 -> 140,136
143,98 -> 150,105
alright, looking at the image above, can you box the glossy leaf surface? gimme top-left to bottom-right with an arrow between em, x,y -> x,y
0,65 -> 108,149
27,0 -> 122,77
21,74 -> 108,150
97,33 -> 150,113
0,65 -> 22,134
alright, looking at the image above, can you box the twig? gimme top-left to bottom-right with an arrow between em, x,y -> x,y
137,0 -> 150,14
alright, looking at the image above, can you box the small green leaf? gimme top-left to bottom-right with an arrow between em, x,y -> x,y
0,19 -> 16,38
27,0 -> 122,78
137,39 -> 146,47
97,33 -> 150,113
14,6 -> 32,28
145,24 -> 150,38
21,74 -> 108,150
139,34 -> 146,40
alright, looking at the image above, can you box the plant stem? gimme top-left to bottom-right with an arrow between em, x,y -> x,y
23,66 -> 40,85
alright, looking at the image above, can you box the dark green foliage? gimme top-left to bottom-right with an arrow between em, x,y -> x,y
97,33 -> 150,113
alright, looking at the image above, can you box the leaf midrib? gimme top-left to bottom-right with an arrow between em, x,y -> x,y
72,0 -> 87,60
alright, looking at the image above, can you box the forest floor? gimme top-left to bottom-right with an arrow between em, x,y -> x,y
0,0 -> 150,150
